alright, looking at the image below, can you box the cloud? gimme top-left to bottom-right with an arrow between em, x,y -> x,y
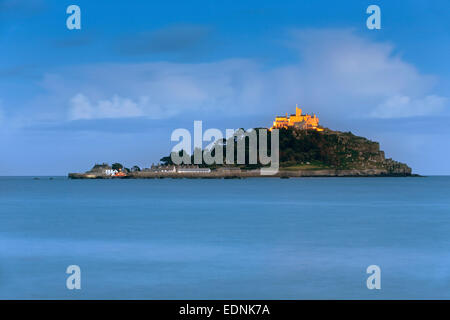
371,95 -> 447,118
14,28 -> 448,126
70,93 -> 152,120
282,29 -> 446,118
116,24 -> 212,55
36,59 -> 266,122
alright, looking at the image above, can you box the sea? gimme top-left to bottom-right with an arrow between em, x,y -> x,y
0,176 -> 449,299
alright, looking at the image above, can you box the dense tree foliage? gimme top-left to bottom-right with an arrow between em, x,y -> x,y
112,163 -> 124,171
160,128 -> 383,170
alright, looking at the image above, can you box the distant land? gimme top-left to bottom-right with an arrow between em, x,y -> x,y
69,107 -> 414,179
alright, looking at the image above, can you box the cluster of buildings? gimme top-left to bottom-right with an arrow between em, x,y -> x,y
104,169 -> 127,177
87,164 -> 125,177
89,164 -> 213,176
271,105 -> 323,131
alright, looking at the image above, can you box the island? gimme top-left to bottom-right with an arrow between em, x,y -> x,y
69,107 -> 413,179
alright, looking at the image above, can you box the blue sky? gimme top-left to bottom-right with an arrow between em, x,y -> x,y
0,0 -> 449,175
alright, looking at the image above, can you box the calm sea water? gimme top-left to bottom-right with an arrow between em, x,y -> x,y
0,176 -> 449,299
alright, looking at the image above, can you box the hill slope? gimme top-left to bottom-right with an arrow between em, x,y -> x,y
278,128 -> 411,175
162,127 -> 412,176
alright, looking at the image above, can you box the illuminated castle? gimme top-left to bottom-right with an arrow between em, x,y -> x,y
270,105 -> 323,131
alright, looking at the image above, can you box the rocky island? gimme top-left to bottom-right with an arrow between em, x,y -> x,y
69,106 -> 413,179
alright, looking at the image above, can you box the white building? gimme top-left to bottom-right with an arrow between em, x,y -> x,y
104,169 -> 118,176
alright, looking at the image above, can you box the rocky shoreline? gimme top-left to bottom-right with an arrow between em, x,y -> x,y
69,168 -> 415,179
68,127 -> 415,179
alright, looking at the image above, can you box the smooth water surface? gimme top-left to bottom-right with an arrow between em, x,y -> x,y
0,177 -> 449,299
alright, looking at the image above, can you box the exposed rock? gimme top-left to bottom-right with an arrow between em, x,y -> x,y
278,128 -> 412,175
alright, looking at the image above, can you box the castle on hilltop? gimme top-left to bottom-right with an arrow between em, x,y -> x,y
270,105 -> 323,131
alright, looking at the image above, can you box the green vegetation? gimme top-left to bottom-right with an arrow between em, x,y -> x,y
161,127 -> 395,170
281,161 -> 331,171
112,163 -> 123,171
72,127 -> 411,178
276,128 -> 384,169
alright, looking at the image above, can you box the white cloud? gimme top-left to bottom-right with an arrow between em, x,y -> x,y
371,95 -> 447,118
69,93 -> 147,120
27,28 -> 447,123
59,59 -> 267,121
282,29 -> 446,118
